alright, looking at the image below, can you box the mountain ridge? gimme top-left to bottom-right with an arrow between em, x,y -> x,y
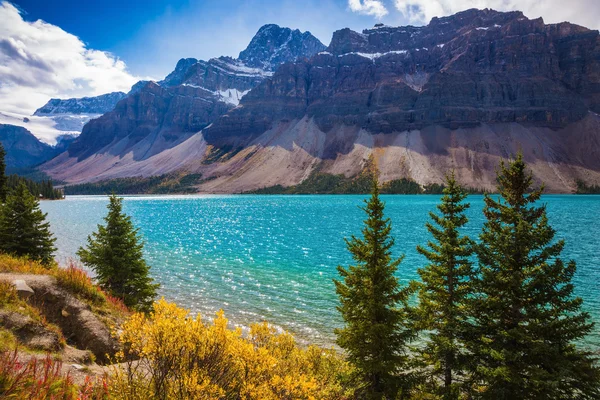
41,9 -> 600,193
58,24 -> 326,163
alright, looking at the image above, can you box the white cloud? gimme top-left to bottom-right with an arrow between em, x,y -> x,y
0,1 -> 143,141
348,0 -> 389,19
392,0 -> 600,30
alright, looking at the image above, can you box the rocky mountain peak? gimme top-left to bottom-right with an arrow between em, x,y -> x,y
238,24 -> 326,70
159,58 -> 199,87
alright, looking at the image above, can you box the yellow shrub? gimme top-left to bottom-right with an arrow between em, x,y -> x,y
0,253 -> 49,274
112,298 -> 353,399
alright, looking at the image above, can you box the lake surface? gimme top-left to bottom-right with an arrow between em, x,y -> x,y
40,195 -> 600,349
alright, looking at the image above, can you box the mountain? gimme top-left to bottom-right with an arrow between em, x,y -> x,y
31,92 -> 128,137
0,124 -> 64,170
238,24 -> 327,71
43,10 -> 600,192
43,24 -> 325,173
205,9 -> 599,143
34,92 -> 128,116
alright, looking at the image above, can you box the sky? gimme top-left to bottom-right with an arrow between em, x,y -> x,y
1,0 -> 600,142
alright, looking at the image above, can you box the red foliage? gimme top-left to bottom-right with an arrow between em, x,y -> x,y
0,349 -> 74,399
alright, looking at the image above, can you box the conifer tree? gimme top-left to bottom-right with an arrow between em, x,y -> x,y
78,194 -> 159,312
0,143 -> 7,202
334,179 -> 416,399
416,172 -> 473,399
468,153 -> 600,399
0,182 -> 56,265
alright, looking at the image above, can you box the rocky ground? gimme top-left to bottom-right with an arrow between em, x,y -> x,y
0,273 -> 123,385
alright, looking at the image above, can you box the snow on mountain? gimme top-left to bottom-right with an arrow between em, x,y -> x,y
158,25 -> 325,106
34,92 -> 127,115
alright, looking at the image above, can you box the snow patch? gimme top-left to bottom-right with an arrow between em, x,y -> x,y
339,50 -> 408,61
211,59 -> 273,77
181,84 -> 249,106
476,24 -> 502,31
217,88 -> 250,106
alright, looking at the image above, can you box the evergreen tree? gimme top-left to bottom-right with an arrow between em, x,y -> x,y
0,143 -> 7,202
416,172 -> 474,399
0,182 -> 56,266
77,194 -> 159,312
334,179 -> 416,399
468,153 -> 600,399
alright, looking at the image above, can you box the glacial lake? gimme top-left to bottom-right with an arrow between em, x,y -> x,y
41,194 -> 600,350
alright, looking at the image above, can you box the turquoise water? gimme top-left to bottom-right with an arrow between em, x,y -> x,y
40,195 -> 600,349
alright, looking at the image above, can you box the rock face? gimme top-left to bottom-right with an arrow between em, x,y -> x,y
43,9 -> 600,192
0,124 -> 58,169
204,8 -> 600,145
239,24 -> 326,70
66,82 -> 232,160
51,24 -> 325,164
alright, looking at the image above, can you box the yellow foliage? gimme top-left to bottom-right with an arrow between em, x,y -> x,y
0,253 -> 50,274
111,298 -> 353,400
0,254 -> 129,317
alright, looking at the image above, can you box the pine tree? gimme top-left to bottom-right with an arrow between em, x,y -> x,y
416,172 -> 474,399
77,194 -> 159,312
0,142 -> 7,203
468,153 -> 600,399
0,182 -> 56,266
334,179 -> 416,399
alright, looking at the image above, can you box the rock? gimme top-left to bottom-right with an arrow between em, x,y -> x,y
12,279 -> 34,299
0,274 -> 120,364
45,24 -> 326,168
205,8 -> 599,145
0,310 -> 63,352
238,24 -> 326,71
40,9 -> 600,193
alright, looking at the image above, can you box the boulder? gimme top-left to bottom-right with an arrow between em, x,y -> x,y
12,279 -> 34,299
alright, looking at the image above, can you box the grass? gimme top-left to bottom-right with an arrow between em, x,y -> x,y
0,349 -> 109,399
0,328 -> 18,352
0,280 -> 67,350
0,253 -> 50,275
0,254 -> 130,318
55,261 -> 106,305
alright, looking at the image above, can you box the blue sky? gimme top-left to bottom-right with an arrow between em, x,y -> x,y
11,0 -> 406,78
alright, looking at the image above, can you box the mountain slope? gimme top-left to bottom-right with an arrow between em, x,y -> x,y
43,10 -> 600,192
0,124 -> 65,170
48,24 -> 325,166
204,9 -> 599,145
